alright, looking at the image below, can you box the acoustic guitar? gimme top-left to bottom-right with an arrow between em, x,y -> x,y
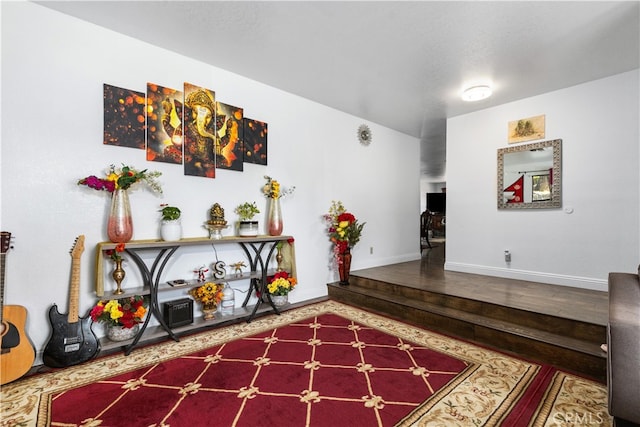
1,231 -> 36,385
43,235 -> 100,368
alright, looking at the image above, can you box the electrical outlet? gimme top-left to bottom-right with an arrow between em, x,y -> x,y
370,246 -> 373,255
504,250 -> 511,262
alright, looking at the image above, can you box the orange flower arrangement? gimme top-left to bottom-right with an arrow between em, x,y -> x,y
189,282 -> 223,307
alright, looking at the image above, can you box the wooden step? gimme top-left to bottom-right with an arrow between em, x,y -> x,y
328,279 -> 606,382
347,276 -> 606,344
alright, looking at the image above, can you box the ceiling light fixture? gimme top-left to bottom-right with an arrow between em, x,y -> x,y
461,85 -> 492,102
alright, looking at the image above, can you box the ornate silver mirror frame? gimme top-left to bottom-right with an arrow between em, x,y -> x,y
497,139 -> 562,210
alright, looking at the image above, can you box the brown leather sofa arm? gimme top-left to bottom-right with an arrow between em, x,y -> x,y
607,271 -> 640,426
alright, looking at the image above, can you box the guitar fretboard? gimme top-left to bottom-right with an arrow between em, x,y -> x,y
67,236 -> 85,324
68,258 -> 81,324
1,253 -> 6,325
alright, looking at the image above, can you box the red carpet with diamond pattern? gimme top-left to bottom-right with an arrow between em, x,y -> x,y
49,313 -> 469,426
0,301 -> 611,426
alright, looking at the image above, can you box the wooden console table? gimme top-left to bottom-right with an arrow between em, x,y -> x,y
95,235 -> 296,355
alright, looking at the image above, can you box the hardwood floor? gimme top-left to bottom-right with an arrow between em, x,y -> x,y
328,240 -> 609,382
357,241 -> 607,325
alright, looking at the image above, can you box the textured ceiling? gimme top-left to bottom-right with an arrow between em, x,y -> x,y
37,1 -> 640,179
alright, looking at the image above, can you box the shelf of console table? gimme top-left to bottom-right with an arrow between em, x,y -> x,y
97,303 -> 287,353
94,235 -> 296,355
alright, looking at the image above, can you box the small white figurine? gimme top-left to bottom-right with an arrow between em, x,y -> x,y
194,265 -> 209,282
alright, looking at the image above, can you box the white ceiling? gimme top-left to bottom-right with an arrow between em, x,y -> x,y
37,1 -> 640,179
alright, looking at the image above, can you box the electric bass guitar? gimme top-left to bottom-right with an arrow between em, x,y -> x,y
1,231 -> 36,385
43,235 -> 100,367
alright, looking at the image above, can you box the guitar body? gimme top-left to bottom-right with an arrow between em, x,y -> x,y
43,304 -> 99,368
42,235 -> 100,368
1,305 -> 36,384
1,231 -> 36,385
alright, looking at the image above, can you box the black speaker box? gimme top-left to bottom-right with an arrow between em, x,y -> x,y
163,298 -> 194,328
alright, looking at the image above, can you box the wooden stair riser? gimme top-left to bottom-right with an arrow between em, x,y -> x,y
328,284 -> 606,382
347,276 -> 605,344
473,325 -> 606,382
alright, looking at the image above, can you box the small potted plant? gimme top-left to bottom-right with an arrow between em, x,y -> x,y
235,202 -> 260,237
159,204 -> 182,241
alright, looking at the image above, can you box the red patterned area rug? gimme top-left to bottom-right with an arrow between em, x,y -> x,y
1,301 -> 610,427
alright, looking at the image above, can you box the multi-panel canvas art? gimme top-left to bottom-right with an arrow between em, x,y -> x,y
103,81 -> 267,178
243,118 -> 268,165
216,102 -> 244,171
146,83 -> 184,164
183,83 -> 217,178
103,84 -> 145,149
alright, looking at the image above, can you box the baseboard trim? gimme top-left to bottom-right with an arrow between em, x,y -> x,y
355,253 -> 421,270
444,262 -> 607,292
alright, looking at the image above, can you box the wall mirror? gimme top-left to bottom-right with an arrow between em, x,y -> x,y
497,139 -> 562,210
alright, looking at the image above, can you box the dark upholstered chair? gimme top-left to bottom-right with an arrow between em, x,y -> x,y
420,210 -> 433,253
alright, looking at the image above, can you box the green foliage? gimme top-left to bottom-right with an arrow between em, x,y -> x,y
159,205 -> 181,221
235,202 -> 260,221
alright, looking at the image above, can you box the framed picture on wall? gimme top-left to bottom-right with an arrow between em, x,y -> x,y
508,114 -> 545,144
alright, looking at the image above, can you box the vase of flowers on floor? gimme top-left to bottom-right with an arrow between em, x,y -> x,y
189,282 -> 223,320
78,164 -> 163,243
90,295 -> 147,342
338,248 -> 352,285
324,200 -> 366,286
267,271 -> 297,306
262,175 -> 295,236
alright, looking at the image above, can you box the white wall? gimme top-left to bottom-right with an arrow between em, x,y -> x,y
1,2 -> 420,362
446,70 -> 640,291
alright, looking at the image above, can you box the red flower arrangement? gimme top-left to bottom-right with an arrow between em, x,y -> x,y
90,295 -> 147,329
78,164 -> 162,193
324,201 -> 366,261
106,243 -> 126,261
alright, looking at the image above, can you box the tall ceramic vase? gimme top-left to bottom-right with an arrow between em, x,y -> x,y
338,248 -> 352,286
267,198 -> 283,236
107,189 -> 133,243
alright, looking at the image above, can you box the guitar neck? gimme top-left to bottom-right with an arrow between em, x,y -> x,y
68,257 -> 81,324
66,235 -> 85,324
1,232 -> 14,327
1,253 -> 5,325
